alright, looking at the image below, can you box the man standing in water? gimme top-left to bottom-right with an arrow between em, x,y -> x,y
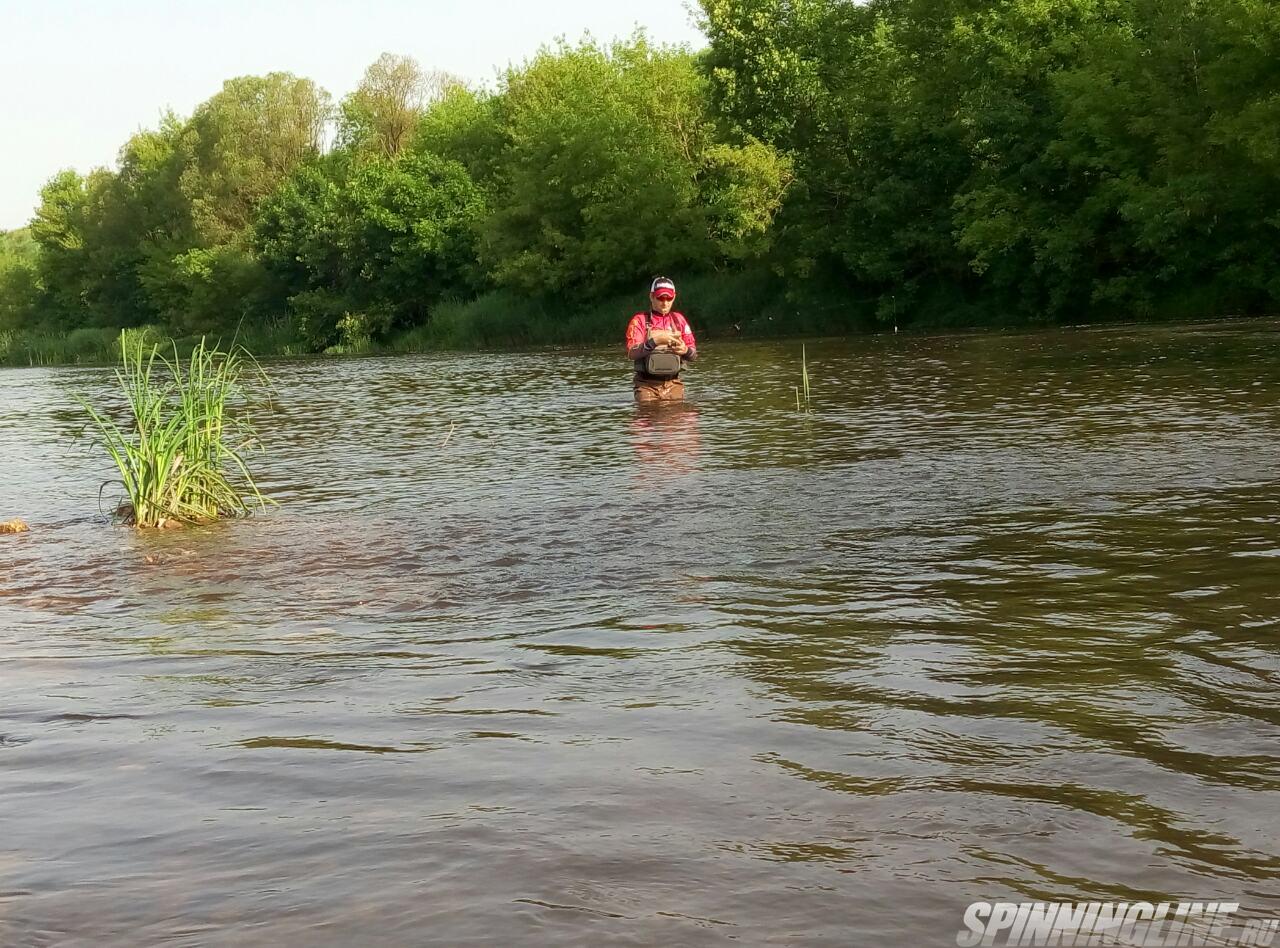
625,276 -> 698,403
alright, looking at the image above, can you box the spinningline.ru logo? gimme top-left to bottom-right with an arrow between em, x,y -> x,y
957,900 -> 1279,947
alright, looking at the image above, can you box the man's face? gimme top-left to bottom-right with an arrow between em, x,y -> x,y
650,293 -> 675,314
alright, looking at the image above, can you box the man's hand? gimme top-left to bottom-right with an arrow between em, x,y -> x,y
649,329 -> 678,347
670,338 -> 689,355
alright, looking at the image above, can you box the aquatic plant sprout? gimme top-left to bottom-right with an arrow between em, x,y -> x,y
795,344 -> 813,412
78,333 -> 271,528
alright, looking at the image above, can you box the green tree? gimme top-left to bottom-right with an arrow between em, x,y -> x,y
699,0 -> 850,150
92,118 -> 200,328
29,117 -> 208,333
253,151 -> 484,348
699,139 -> 794,261
701,0 -> 978,319
480,35 -> 791,295
701,0 -> 1280,323
0,228 -> 42,331
340,53 -> 462,161
181,73 -> 332,244
413,84 -> 508,192
341,151 -> 485,313
948,0 -> 1280,317
30,169 -> 99,328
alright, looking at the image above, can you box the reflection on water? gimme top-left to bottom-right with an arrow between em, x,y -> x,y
1,324 -> 1279,944
630,402 -> 701,475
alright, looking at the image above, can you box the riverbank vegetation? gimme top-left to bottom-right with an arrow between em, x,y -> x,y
3,0 -> 1279,365
79,336 -> 269,528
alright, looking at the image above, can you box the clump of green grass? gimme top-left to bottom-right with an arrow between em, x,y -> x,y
78,333 -> 271,528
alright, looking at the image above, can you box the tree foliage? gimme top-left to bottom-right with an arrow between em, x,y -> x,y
7,8 -> 1280,357
253,149 -> 484,348
340,53 -> 461,161
700,0 -> 1280,323
0,228 -> 41,331
480,36 -> 792,295
181,73 -> 331,244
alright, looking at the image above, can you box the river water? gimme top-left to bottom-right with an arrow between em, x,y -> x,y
1,324 -> 1278,946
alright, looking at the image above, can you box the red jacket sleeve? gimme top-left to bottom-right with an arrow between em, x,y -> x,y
676,313 -> 698,361
625,314 -> 649,360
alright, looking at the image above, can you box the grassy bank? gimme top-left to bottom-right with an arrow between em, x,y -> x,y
0,269 -> 875,367
389,270 -> 871,352
3,267 -> 1265,368
0,319 -> 311,368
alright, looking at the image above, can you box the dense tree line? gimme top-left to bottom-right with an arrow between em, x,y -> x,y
702,0 -> 1280,323
2,1 -> 1279,362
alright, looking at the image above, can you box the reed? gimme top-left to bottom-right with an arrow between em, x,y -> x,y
78,333 -> 271,528
802,343 -> 811,406
795,343 -> 813,412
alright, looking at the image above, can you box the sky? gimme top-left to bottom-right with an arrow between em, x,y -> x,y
0,0 -> 707,230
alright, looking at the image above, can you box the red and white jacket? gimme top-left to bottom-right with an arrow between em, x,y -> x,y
625,310 -> 698,370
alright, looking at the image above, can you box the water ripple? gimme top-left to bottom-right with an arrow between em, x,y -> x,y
1,325 -> 1278,943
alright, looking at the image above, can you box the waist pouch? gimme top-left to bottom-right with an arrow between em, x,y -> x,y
643,350 -> 683,378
